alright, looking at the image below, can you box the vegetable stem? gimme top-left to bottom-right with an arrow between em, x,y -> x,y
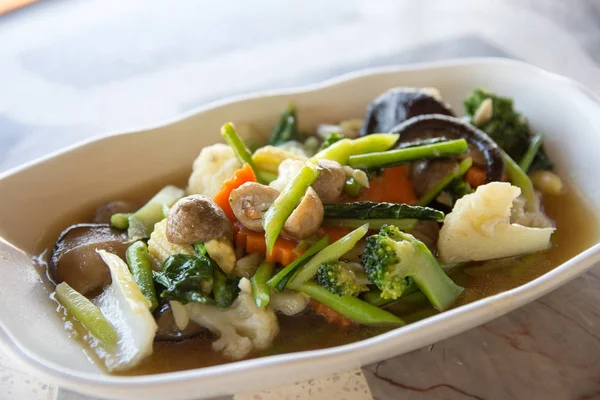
125,241 -> 159,311
343,177 -> 362,197
268,235 -> 330,291
288,224 -> 369,289
323,218 -> 416,231
110,213 -> 131,230
251,260 -> 275,308
417,157 -> 473,206
348,139 -> 468,169
221,122 -> 266,184
263,160 -> 321,252
503,152 -> 535,210
299,282 -> 404,325
518,134 -> 543,173
127,185 -> 184,240
314,133 -> 399,164
55,282 -> 118,347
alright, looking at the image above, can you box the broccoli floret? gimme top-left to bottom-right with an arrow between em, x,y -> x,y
319,132 -> 345,151
464,88 -> 552,170
361,225 -> 463,311
316,261 -> 369,297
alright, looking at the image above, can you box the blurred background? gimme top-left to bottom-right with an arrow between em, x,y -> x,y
1,1 -> 600,399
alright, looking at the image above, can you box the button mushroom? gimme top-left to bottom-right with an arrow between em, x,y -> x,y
283,187 -> 324,240
230,182 -> 280,232
391,115 -> 505,183
360,87 -> 454,136
166,195 -> 232,245
311,160 -> 346,203
50,223 -> 130,295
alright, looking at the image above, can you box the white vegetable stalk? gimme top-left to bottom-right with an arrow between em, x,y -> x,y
95,250 -> 157,372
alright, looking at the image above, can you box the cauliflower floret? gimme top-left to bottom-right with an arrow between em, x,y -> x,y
205,237 -> 237,274
187,144 -> 242,197
269,158 -> 304,192
438,182 -> 555,263
186,278 -> 279,360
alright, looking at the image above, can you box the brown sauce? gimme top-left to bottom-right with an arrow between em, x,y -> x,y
35,172 -> 600,375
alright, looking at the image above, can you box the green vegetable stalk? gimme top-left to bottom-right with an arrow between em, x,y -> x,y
269,103 -> 300,146
504,152 -> 536,210
348,138 -> 468,169
314,133 -> 399,164
125,241 -> 159,311
343,176 -> 362,197
288,224 -> 369,289
323,218 -> 416,231
262,160 -> 321,253
417,157 -> 473,206
299,282 -> 405,325
519,134 -> 543,173
127,185 -> 184,240
221,123 -> 266,184
212,266 -> 239,309
267,235 -> 330,292
323,202 -> 444,222
55,282 -> 118,347
251,260 -> 275,308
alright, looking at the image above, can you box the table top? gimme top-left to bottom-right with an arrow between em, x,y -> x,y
1,1 -> 600,399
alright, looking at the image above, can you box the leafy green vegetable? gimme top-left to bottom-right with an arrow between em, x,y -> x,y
153,253 -> 214,305
323,202 -> 444,222
212,265 -> 240,309
464,88 -> 552,171
319,132 -> 345,151
316,260 -> 369,297
361,225 -> 463,311
270,103 -> 300,145
299,282 -> 404,325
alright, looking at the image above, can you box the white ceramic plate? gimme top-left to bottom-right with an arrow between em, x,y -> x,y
1,58 -> 600,400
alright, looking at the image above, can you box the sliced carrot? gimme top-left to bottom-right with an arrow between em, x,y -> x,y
213,163 -> 256,222
233,223 -> 301,266
465,165 -> 486,188
351,166 -> 417,205
310,300 -> 354,328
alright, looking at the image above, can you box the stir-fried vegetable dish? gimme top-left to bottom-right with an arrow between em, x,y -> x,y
48,87 -> 571,373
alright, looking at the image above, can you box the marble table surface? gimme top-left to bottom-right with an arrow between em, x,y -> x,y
1,1 -> 600,399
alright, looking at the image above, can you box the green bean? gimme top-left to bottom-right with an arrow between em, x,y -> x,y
348,139 -> 469,169
288,224 -> 368,289
314,133 -> 400,165
518,134 -> 543,173
322,218 -> 416,231
343,177 -> 362,197
110,213 -> 131,230
314,139 -> 354,164
263,160 -> 321,252
55,282 -> 117,347
299,282 -> 404,325
126,241 -> 159,311
220,122 -> 266,184
504,152 -> 535,210
251,260 -> 275,308
417,157 -> 473,206
267,235 -> 330,291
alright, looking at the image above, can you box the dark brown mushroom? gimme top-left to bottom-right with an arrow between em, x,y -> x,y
411,158 -> 459,198
283,187 -> 324,240
154,302 -> 205,342
93,200 -> 137,224
229,182 -> 280,232
391,115 -> 505,183
166,195 -> 232,245
50,224 -> 130,295
360,88 -> 454,136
